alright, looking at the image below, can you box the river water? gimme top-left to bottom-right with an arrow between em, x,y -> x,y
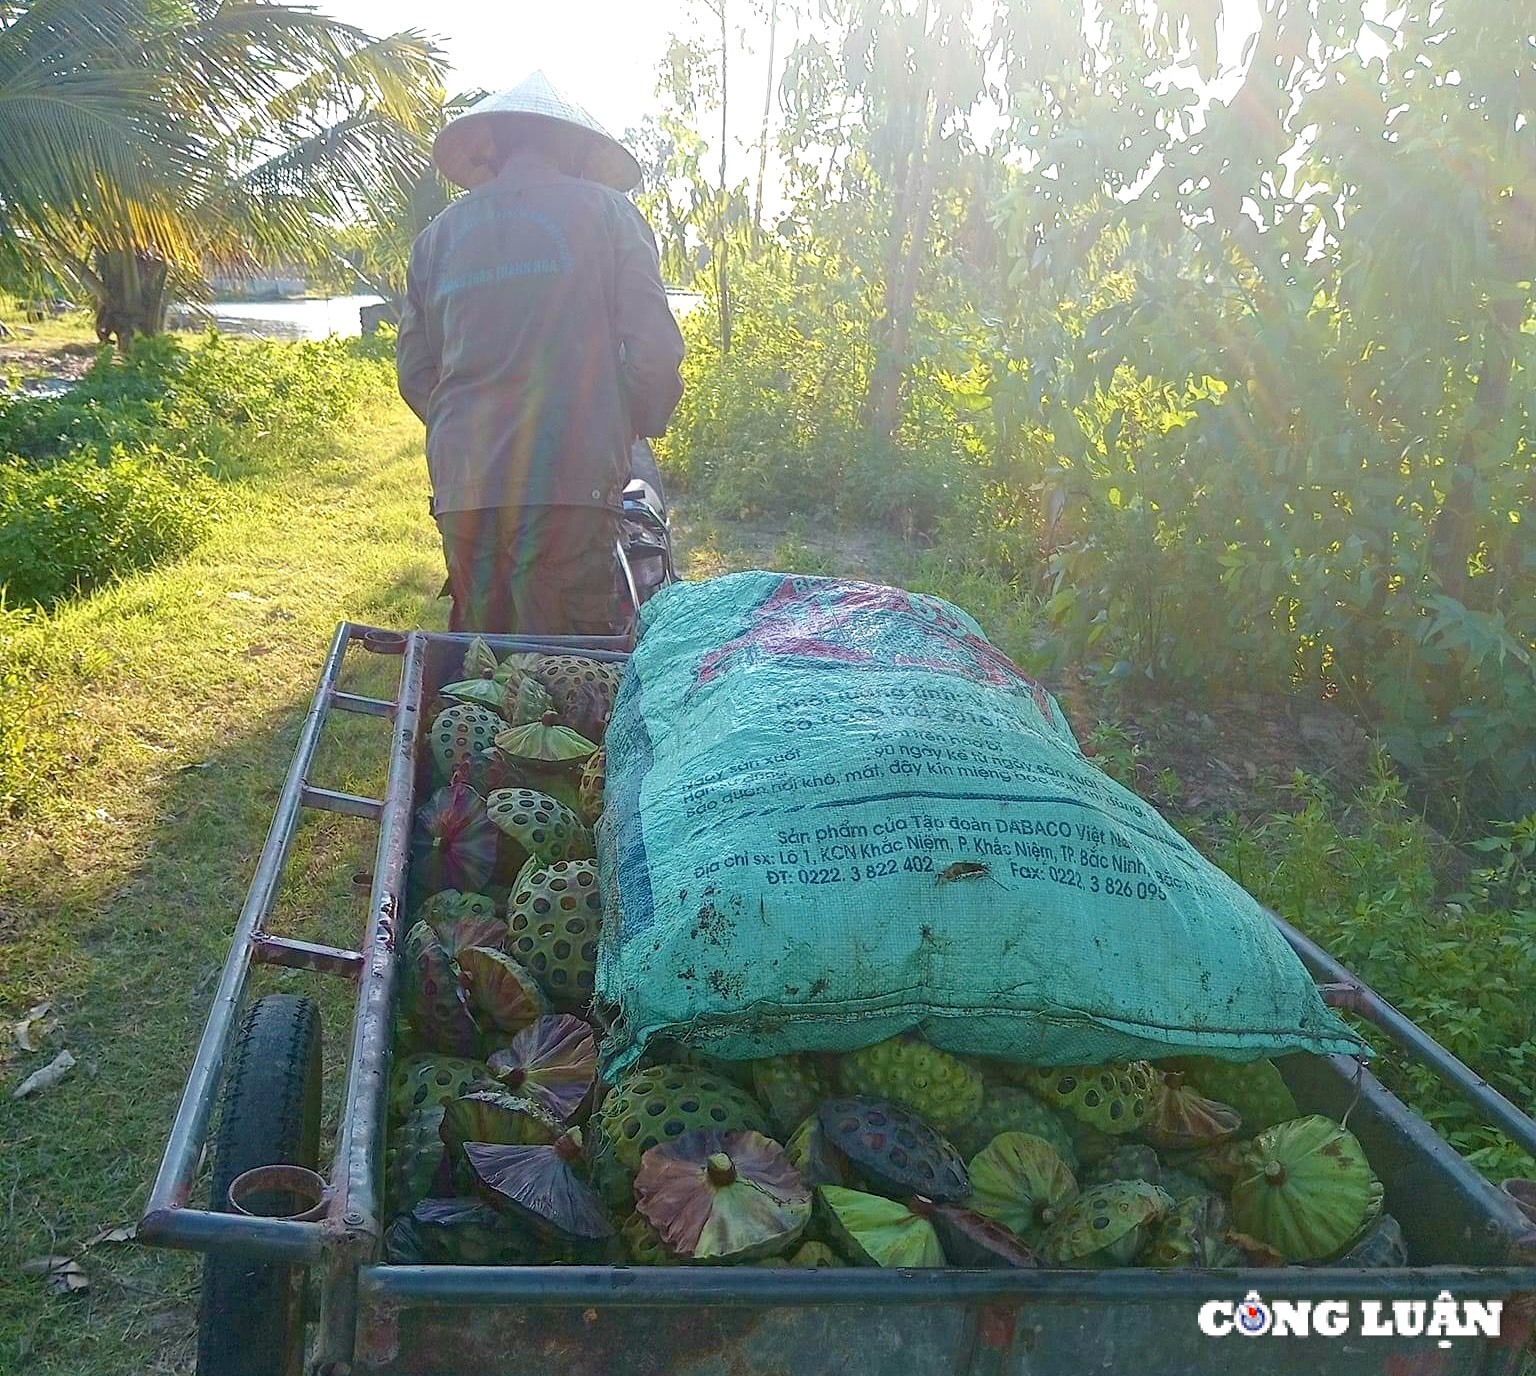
174,290 -> 704,341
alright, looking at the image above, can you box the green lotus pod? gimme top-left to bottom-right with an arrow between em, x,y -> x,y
1140,1194 -> 1239,1268
1023,1062 -> 1155,1136
1230,1115 -> 1382,1262
505,674 -> 556,725
493,652 -> 544,684
817,1186 -> 946,1267
966,1133 -> 1079,1240
387,1105 -> 450,1214
390,1055 -> 494,1122
951,1086 -> 1078,1169
620,1209 -> 689,1265
1162,1056 -> 1300,1134
1140,1072 -> 1243,1150
751,1241 -> 847,1268
751,1055 -> 831,1136
1166,1137 -> 1256,1190
784,1114 -> 850,1187
577,747 -> 606,824
527,655 -> 622,718
462,636 -> 499,681
439,678 -> 510,714
440,1089 -> 563,1160
400,1195 -> 540,1265
430,704 -> 502,782
456,946 -> 547,1034
486,788 -> 594,871
594,1065 -> 770,1176
399,920 -> 479,1056
1334,1212 -> 1407,1269
1156,1165 -> 1215,1205
1042,1181 -> 1173,1268
494,713 -> 597,767
1082,1143 -> 1162,1190
505,860 -> 604,1010
839,1038 -> 983,1133
419,890 -> 504,959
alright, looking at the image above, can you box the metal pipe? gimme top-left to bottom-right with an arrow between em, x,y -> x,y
138,1207 -> 325,1262
314,633 -> 426,1371
144,622 -> 356,1218
431,631 -> 631,657
331,691 -> 395,718
250,934 -> 364,979
1273,912 -> 1536,1159
301,786 -> 385,821
359,1263 -> 1536,1308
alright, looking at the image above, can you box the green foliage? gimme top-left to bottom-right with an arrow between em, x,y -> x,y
1214,766 -> 1536,1182
0,331 -> 396,610
0,446 -> 214,606
660,255 -> 981,534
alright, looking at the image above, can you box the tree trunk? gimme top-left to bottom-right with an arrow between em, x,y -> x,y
1431,293 -> 1522,605
93,248 -> 170,349
752,0 -> 781,244
716,0 -> 733,355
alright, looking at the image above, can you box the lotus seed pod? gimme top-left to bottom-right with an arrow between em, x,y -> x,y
784,1114 -> 851,1187
816,1186 -> 946,1267
399,920 -> 480,1056
950,1086 -> 1078,1169
751,1241 -> 847,1268
1162,1055 -> 1300,1134
1229,1115 -> 1381,1262
387,1105 -> 451,1214
1138,1193 -> 1237,1268
505,860 -> 603,1011
594,1065 -> 771,1176
620,1209 -> 688,1265
817,1097 -> 969,1203
909,1196 -> 1040,1269
418,890 -> 504,959
409,781 -> 499,901
1022,1062 -> 1154,1136
1082,1143 -> 1162,1190
390,1055 -> 494,1122
430,704 -> 502,782
752,1055 -> 832,1136
1334,1212 -> 1407,1269
634,1129 -> 811,1263
486,788 -> 594,871
1140,1071 -> 1243,1150
1042,1181 -> 1173,1268
456,946 -> 548,1035
965,1132 -> 1079,1240
577,747 -> 606,824
839,1038 -> 983,1133
528,655 -> 622,719
461,636 -> 499,681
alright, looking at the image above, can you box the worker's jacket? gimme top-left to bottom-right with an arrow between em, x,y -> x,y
396,155 -> 685,514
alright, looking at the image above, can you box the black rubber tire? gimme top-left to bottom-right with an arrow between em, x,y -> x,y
197,994 -> 322,1376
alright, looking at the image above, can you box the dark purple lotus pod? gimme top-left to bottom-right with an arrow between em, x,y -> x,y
486,1015 -> 597,1123
465,1135 -> 614,1242
817,1097 -> 969,1203
440,1090 -> 563,1161
908,1195 -> 1040,1269
410,780 -> 499,897
456,947 -> 547,1034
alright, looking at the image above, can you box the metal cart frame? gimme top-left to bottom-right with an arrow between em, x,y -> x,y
140,623 -> 1536,1376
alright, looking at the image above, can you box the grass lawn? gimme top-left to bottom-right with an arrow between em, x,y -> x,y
0,381 -> 449,1373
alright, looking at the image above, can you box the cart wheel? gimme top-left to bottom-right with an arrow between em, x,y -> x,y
197,994 -> 322,1376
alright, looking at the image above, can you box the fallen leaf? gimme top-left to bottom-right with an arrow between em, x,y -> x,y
12,1048 -> 77,1099
23,1255 -> 89,1294
175,762 -> 210,773
13,1002 -> 57,1053
244,643 -> 272,658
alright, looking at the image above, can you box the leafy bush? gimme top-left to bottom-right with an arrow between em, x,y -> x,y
660,257 -> 981,534
1212,765 -> 1536,1181
0,447 -> 215,606
0,330 -> 395,610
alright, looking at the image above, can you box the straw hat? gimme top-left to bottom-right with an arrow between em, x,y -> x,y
432,71 -> 642,193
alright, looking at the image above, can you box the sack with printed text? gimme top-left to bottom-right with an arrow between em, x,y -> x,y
595,572 -> 1367,1078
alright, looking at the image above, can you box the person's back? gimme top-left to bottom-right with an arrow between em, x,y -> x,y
396,74 -> 684,635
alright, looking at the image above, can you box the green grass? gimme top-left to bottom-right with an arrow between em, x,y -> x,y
0,385 -> 445,1373
0,306 -> 97,354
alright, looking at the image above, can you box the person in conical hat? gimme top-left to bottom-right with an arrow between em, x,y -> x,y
396,72 -> 685,635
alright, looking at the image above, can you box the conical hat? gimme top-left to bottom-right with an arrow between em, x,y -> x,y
433,71 -> 642,193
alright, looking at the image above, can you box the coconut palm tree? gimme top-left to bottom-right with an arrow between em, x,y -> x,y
0,0 -> 446,344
